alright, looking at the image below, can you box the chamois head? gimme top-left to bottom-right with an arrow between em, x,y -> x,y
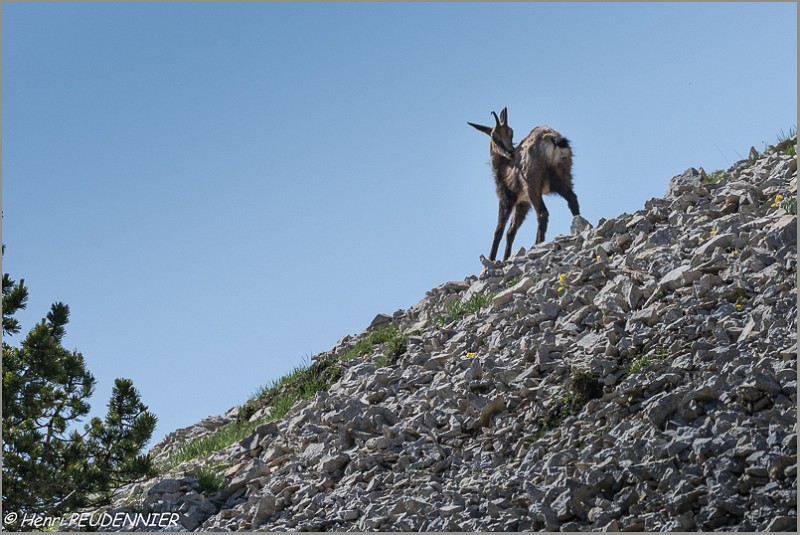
468,107 -> 515,160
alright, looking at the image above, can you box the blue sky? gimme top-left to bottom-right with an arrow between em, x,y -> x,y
2,2 -> 796,446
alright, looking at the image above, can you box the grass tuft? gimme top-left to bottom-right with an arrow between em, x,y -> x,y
240,358 -> 340,422
505,276 -> 523,288
436,291 -> 495,326
165,419 -> 264,468
704,171 -> 727,184
340,325 -> 407,362
624,347 -> 668,375
777,126 -> 797,156
564,368 -> 603,413
530,368 -> 603,441
194,467 -> 224,495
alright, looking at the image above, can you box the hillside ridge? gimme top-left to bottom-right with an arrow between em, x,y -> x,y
104,137 -> 797,531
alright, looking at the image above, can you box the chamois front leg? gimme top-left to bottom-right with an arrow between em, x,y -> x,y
490,200 -> 513,261
503,203 -> 530,261
532,196 -> 549,245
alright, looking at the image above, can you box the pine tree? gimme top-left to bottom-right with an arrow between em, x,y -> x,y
2,255 -> 158,526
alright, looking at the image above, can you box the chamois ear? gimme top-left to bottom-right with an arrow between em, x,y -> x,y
467,122 -> 493,136
499,107 -> 508,126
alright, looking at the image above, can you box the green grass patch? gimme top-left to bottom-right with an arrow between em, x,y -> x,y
436,291 -> 495,326
505,276 -> 523,288
506,275 -> 539,289
241,357 -> 340,421
777,126 -> 797,156
340,325 -> 407,362
165,419 -> 266,469
529,369 -> 602,442
704,170 -> 727,184
384,328 -> 408,363
194,467 -> 224,495
564,368 -> 603,413
624,347 -> 668,375
780,195 -> 797,215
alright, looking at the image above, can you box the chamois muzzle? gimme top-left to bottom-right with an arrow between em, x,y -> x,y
491,135 -> 514,158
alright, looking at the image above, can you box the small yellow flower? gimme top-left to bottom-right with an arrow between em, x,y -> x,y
735,303 -> 743,312
710,226 -> 717,237
771,194 -> 784,208
466,352 -> 476,359
557,273 -> 569,293
596,255 -> 602,262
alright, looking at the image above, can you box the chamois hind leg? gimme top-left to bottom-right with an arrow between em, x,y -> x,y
490,200 -> 513,261
551,181 -> 580,216
503,203 -> 530,261
532,196 -> 549,244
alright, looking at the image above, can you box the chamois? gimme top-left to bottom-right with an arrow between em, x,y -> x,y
468,107 -> 580,261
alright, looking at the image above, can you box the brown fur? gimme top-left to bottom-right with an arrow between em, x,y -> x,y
468,107 -> 580,261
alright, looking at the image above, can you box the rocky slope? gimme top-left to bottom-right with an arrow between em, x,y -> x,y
105,138 -> 797,531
